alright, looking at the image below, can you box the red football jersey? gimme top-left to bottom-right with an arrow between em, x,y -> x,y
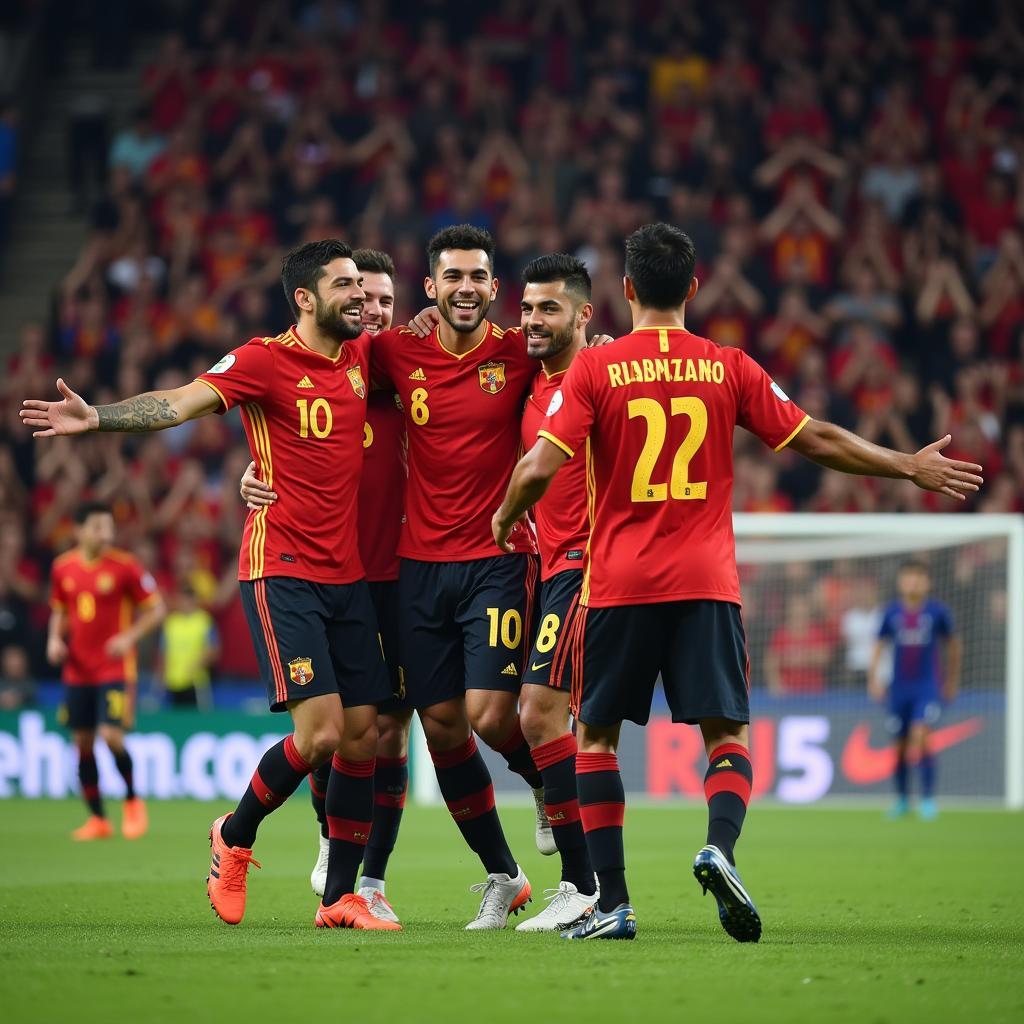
196,326 -> 371,584
372,322 -> 537,561
358,390 -> 406,582
539,326 -> 809,607
50,548 -> 160,685
522,366 -> 589,580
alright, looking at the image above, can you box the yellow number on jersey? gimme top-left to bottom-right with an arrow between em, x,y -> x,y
296,398 -> 333,439
627,396 -> 708,502
76,591 -> 96,622
363,422 -> 374,449
410,388 -> 429,426
486,607 -> 523,650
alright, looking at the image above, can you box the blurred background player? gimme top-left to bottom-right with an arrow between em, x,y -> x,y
494,222 -> 983,941
48,502 -> 165,839
243,248 -> 409,924
156,580 -> 219,709
868,560 -> 961,820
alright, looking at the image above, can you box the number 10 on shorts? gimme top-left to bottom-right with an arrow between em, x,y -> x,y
486,607 -> 522,649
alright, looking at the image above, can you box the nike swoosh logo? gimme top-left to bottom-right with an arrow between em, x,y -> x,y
531,661 -> 552,672
841,718 -> 984,785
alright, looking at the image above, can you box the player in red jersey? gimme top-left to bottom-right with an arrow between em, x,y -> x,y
243,248 -> 409,924
510,254 -> 599,932
49,502 -> 165,841
22,240 -> 398,932
370,225 -> 541,928
494,223 -> 984,942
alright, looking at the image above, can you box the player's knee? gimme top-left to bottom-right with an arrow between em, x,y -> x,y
301,723 -> 345,766
519,693 -> 562,747
470,705 -> 512,747
377,714 -> 410,759
419,701 -> 471,751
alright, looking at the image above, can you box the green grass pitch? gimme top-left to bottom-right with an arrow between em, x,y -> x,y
1,799 -> 1022,1023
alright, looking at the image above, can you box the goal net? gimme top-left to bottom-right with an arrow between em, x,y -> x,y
467,514 -> 1023,809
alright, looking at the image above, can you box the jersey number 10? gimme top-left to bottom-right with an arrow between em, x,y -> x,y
628,396 -> 708,502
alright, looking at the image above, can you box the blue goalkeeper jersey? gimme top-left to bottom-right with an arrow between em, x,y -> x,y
878,599 -> 953,695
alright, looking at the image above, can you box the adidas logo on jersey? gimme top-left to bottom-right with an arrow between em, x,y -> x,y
297,376 -> 314,388
409,367 -> 426,381
501,663 -> 518,676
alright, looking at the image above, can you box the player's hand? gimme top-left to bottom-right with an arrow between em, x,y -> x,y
46,635 -> 68,666
492,511 -> 517,554
408,306 -> 440,338
239,460 -> 277,509
908,435 -> 983,500
105,633 -> 135,658
587,333 -> 616,347
20,378 -> 98,437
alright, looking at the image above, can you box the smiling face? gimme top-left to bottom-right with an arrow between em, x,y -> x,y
359,271 -> 395,335
425,248 -> 497,334
303,256 -> 365,341
520,280 -> 585,361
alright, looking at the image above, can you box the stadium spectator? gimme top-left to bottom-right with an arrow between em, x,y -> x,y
765,595 -> 835,695
157,581 -> 219,708
0,644 -> 34,710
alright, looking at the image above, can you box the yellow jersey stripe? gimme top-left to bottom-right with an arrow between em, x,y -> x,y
774,414 -> 811,453
581,437 -> 595,606
538,430 -> 574,458
196,377 -> 229,410
242,404 -> 273,578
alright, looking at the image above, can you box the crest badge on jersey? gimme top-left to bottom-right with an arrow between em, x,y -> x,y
97,573 -> 115,594
347,366 -> 367,399
478,361 -> 506,394
288,657 -> 314,685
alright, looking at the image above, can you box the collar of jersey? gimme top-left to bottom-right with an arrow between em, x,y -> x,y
435,321 -> 492,361
630,325 -> 690,334
541,366 -> 569,381
288,325 -> 344,363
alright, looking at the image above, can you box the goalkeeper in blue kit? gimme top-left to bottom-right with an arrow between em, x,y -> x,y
868,561 -> 961,820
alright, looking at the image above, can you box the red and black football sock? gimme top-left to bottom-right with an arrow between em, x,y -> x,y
493,720 -> 543,790
532,733 -> 595,895
309,761 -> 330,839
221,735 -> 312,849
431,736 -> 517,877
78,750 -> 104,818
361,755 -> 408,881
577,751 -> 627,911
704,743 -> 753,865
112,749 -> 135,800
323,755 -> 374,905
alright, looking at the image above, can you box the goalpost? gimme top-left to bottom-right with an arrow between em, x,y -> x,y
438,513 -> 1022,810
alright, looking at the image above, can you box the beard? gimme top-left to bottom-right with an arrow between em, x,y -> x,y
439,293 -> 491,334
314,295 -> 364,341
527,321 -> 575,361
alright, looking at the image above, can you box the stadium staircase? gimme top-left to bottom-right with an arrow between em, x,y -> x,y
0,34 -> 158,355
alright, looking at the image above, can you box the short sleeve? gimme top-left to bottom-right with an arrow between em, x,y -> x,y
878,607 -> 895,639
195,342 -> 274,413
537,351 -> 596,458
124,561 -> 160,607
49,566 -> 65,611
735,351 -> 810,452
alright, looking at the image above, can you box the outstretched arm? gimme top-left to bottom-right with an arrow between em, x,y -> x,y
788,420 -> 984,501
492,438 -> 569,551
21,379 -> 222,436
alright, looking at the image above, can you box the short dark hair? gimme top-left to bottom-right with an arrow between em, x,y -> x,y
75,502 -> 112,525
427,224 -> 495,276
521,253 -> 592,302
353,248 -> 396,278
624,223 -> 697,310
900,560 -> 930,575
281,239 -> 353,318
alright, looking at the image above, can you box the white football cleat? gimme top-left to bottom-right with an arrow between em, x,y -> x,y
532,788 -> 557,856
465,866 -> 532,930
515,881 -> 598,932
310,833 -> 329,898
357,885 -> 401,925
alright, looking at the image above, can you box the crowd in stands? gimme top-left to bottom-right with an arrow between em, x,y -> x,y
0,0 -> 1021,691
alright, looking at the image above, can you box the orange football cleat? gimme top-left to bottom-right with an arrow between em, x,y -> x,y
207,813 -> 261,925
121,797 -> 148,840
315,893 -> 402,931
72,815 -> 114,841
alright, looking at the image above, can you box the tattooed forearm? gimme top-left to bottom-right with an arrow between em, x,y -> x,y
95,396 -> 179,432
